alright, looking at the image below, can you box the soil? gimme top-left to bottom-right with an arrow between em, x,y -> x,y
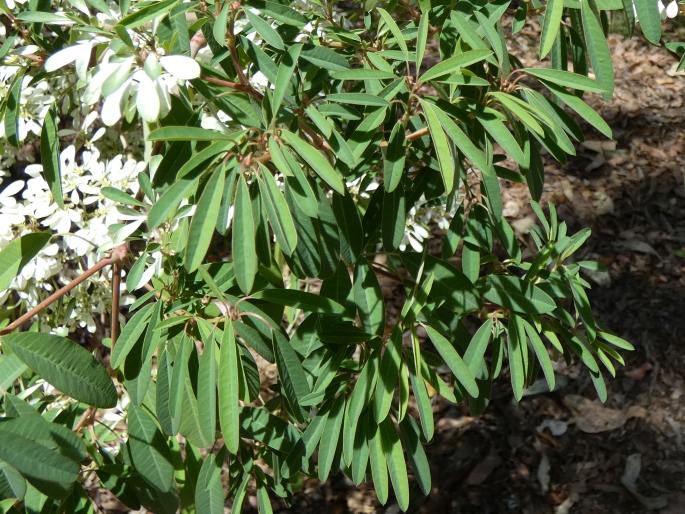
259,30 -> 685,514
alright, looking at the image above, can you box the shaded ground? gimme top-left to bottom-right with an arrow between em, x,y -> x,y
274,34 -> 685,514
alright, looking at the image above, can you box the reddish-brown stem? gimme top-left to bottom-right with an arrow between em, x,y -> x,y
72,406 -> 96,433
0,245 -> 128,336
111,262 -> 121,349
202,75 -> 264,102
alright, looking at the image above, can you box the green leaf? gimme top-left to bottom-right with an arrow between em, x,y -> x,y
408,356 -> 434,441
342,356 -> 378,465
542,81 -> 612,138
382,187 -> 406,251
257,164 -> 298,256
148,126 -> 239,141
580,0 -> 614,96
169,336 -> 191,433
2,333 -> 117,408
376,7 -> 409,63
102,186 -> 147,208
0,233 -> 51,292
185,166 -> 226,272
197,331 -> 218,446
194,452 -> 224,514
633,0 -> 661,44
522,320 -> 556,391
317,395 -> 345,481
147,171 -> 203,229
213,2 -> 229,46
244,8 -> 285,50
540,0 -> 565,58
399,417 -> 431,496
523,67 -> 606,92
477,111 -> 527,165
464,318 -> 493,376
331,69 -> 396,80
15,11 -> 76,24
374,328 -> 402,422
111,302 -> 154,369
353,262 -> 386,336
326,93 -> 390,107
423,325 -> 479,397
416,12 -> 429,72
419,99 -> 455,193
433,107 -> 489,171
256,475 -> 273,514
4,71 -> 24,147
384,122 -> 406,192
0,421 -> 78,498
251,288 -> 345,314
127,404 -> 176,494
218,320 -> 240,454
232,175 -> 258,293
118,0 -> 179,28
274,331 -> 311,409
598,331 -> 635,351
368,423 -> 389,505
39,109 -> 63,208
484,275 -> 556,314
507,320 -> 526,401
0,460 -> 25,500
272,44 -> 302,116
379,419 -> 409,512
419,49 -> 492,82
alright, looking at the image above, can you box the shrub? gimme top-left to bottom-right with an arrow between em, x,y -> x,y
0,1 -> 680,512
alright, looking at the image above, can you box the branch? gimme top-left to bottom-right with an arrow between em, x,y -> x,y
111,260 -> 122,349
202,75 -> 264,101
0,245 -> 128,336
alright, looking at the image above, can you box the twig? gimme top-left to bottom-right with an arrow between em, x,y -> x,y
73,406 -> 96,433
111,261 -> 121,349
202,75 -> 263,101
0,245 -> 128,336
379,126 -> 429,148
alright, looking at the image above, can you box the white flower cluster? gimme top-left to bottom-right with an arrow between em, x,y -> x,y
0,117 -> 146,333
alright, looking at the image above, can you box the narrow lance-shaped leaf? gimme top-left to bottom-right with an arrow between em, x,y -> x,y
218,319 -> 240,453
244,8 -> 285,50
2,333 -> 117,408
185,166 -> 226,272
416,11 -> 429,72
280,129 -> 345,194
257,163 -> 298,256
380,419 -> 409,512
0,233 -> 51,291
633,0 -> 661,44
197,329 -> 218,445
377,7 -> 410,62
40,109 -> 63,207
317,395 -> 345,481
422,324 -> 479,397
4,71 -> 23,147
271,44 -> 302,116
580,0 -> 614,97
540,0 -> 565,58
419,99 -> 455,193
419,49 -> 492,82
232,175 -> 258,293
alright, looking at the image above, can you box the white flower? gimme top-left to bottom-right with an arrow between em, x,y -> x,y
0,180 -> 26,225
249,70 -> 271,91
659,1 -> 679,18
159,55 -> 201,81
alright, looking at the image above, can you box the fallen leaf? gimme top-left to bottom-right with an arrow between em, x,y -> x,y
621,453 -> 669,510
